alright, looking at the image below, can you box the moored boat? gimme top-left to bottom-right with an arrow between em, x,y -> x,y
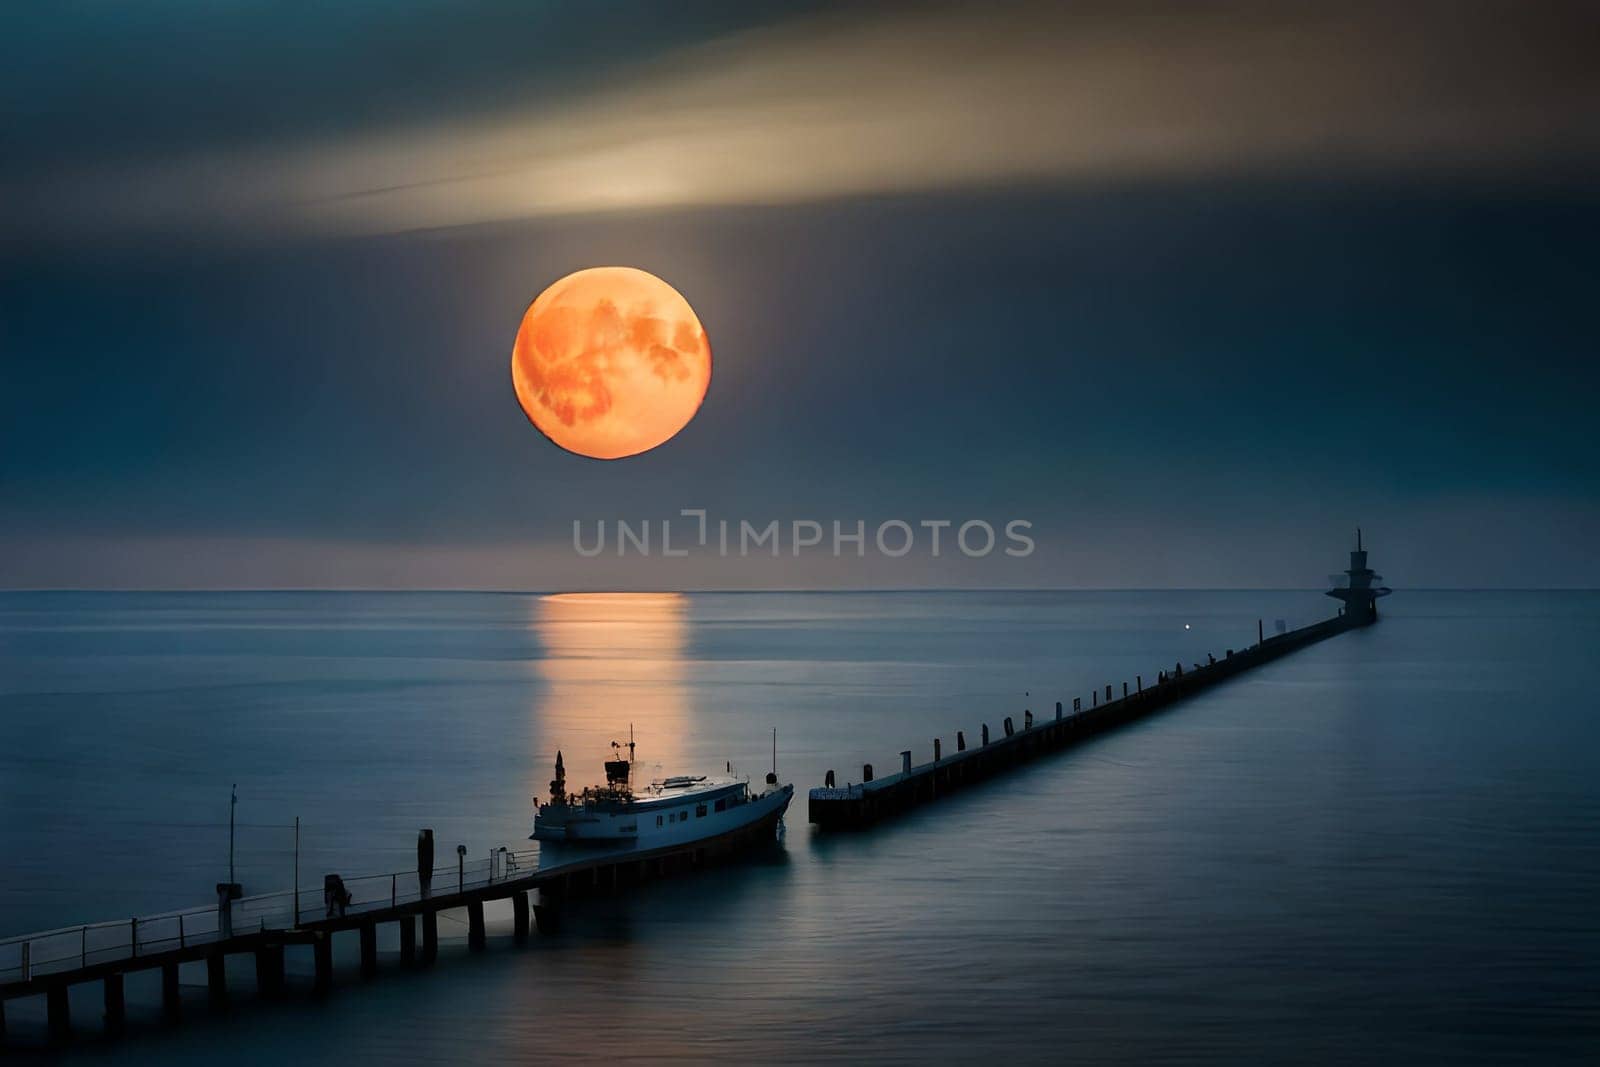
532,731 -> 792,851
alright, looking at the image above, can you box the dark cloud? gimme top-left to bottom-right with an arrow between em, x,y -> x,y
2,3 -> 1596,588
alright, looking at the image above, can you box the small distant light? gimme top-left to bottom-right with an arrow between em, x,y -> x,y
1184,623 -> 1191,630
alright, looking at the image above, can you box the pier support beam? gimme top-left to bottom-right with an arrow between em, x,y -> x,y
162,961 -> 181,1023
421,910 -> 438,965
467,900 -> 486,951
534,885 -> 563,935
103,972 -> 126,1034
255,944 -> 285,999
207,951 -> 228,1009
47,984 -> 69,1043
313,933 -> 333,995
512,891 -> 530,944
359,920 -> 378,978
398,914 -> 416,965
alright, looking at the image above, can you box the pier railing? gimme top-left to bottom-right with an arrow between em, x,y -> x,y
0,847 -> 540,985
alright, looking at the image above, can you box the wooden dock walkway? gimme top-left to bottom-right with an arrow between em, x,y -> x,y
0,807 -> 782,1046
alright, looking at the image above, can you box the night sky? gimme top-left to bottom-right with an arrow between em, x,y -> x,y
4,1 -> 1597,589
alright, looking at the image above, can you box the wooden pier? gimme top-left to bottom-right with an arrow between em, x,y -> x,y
0,806 -> 783,1047
809,536 -> 1389,830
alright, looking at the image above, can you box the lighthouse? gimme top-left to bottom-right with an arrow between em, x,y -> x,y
1326,528 -> 1392,624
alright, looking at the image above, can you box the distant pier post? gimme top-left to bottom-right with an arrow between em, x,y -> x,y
1073,697 -> 1081,712
417,829 -> 434,899
900,750 -> 912,774
467,900 -> 487,951
956,730 -> 966,752
1055,701 -> 1062,720
1003,717 -> 1014,737
863,763 -> 874,782
981,724 -> 989,745
933,738 -> 942,761
1137,675 -> 1142,693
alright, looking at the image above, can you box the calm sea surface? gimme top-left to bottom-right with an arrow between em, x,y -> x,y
0,590 -> 1596,1063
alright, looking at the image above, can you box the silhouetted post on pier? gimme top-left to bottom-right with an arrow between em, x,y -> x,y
981,724 -> 990,745
957,730 -> 966,751
417,829 -> 434,899
467,901 -> 486,951
1055,701 -> 1063,720
933,738 -> 942,761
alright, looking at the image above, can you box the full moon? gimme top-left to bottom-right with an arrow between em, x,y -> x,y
511,267 -> 711,460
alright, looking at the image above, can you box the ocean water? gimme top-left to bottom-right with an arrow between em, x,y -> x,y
0,589 -> 1596,1063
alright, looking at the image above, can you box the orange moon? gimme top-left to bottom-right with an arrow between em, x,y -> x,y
511,267 -> 711,460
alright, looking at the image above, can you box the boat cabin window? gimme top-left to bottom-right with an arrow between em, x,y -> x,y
714,798 -> 727,813
656,815 -> 663,827
696,803 -> 707,817
680,810 -> 688,822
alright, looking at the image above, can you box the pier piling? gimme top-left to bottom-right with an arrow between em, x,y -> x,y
104,973 -> 125,1034
359,920 -> 378,977
398,914 -> 416,965
421,910 -> 439,965
207,951 -> 228,1009
162,962 -> 181,1023
312,933 -> 332,995
512,892 -> 530,944
467,901 -> 486,951
47,984 -> 68,1043
957,730 -> 966,752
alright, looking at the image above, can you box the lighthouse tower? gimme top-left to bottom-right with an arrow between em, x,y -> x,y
1326,528 -> 1392,624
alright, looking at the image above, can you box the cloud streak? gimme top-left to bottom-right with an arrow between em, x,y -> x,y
7,2 -> 1598,246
